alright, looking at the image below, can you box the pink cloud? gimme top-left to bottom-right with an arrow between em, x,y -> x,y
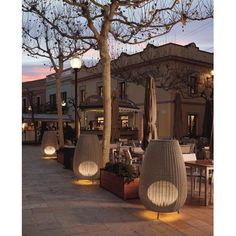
22,64 -> 54,82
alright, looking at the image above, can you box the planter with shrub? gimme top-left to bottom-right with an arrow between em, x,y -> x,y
57,145 -> 75,170
100,162 -> 139,200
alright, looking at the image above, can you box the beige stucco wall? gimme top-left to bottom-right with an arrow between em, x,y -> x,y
45,42 -> 213,140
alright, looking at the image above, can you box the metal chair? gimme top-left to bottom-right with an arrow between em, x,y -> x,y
183,153 -> 204,197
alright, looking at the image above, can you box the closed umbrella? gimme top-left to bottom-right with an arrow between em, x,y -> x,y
111,89 -> 120,143
173,92 -> 183,140
142,76 -> 158,150
202,99 -> 213,140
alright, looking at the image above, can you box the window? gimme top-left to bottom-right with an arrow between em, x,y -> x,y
187,114 -> 197,137
97,117 -> 104,130
23,98 -> 27,113
188,75 -> 198,95
80,89 -> 85,102
98,86 -> 103,97
36,96 -> 41,112
49,94 -> 56,110
121,115 -> 129,128
61,92 -> 67,102
119,82 -> 126,99
61,92 -> 67,106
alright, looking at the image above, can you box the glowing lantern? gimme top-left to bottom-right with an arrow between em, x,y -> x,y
41,131 -> 59,159
73,134 -> 102,180
139,140 -> 187,217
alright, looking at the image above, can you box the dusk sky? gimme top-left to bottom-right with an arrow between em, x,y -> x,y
22,19 -> 213,82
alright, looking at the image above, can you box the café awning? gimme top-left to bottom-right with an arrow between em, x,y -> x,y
22,113 -> 71,122
79,95 -> 140,112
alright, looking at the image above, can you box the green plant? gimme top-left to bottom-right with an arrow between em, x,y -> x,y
104,162 -> 138,183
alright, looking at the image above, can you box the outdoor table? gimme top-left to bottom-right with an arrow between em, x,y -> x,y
185,160 -> 214,206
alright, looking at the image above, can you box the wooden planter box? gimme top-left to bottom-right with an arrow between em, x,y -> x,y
57,148 -> 64,165
100,169 -> 139,200
57,146 -> 75,170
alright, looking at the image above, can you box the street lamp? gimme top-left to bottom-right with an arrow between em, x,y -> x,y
70,54 -> 82,140
210,70 -> 214,76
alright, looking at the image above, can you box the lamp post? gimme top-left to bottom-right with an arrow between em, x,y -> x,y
70,54 -> 82,140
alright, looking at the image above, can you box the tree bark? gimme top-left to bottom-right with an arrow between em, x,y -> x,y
99,39 -> 111,167
55,71 -> 64,148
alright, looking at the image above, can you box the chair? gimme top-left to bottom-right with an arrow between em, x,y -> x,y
132,147 -> 144,155
122,149 -> 141,175
202,146 -> 211,160
209,173 -> 214,204
183,153 -> 204,197
180,144 -> 192,154
109,143 -> 119,163
119,138 -> 128,146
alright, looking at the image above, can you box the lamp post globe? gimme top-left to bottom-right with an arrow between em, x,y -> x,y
70,55 -> 82,141
210,70 -> 214,76
70,55 -> 82,69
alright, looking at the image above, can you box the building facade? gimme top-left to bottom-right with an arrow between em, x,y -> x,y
44,42 -> 213,141
22,78 -> 71,142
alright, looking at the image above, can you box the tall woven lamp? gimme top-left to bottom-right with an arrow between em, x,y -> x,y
73,134 -> 102,180
139,139 -> 187,219
41,131 -> 59,159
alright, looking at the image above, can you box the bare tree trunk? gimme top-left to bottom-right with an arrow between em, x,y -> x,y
77,120 -> 80,138
32,112 -> 37,143
55,71 -> 64,148
100,39 -> 111,166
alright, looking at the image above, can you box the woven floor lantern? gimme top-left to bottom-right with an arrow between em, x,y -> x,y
41,131 -> 59,159
73,134 -> 102,180
139,139 -> 187,219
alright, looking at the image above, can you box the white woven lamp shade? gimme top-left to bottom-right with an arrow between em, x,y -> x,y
41,131 -> 59,159
139,139 -> 187,214
73,134 -> 102,180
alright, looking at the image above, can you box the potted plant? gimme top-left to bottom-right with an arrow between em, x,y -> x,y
100,162 -> 140,200
57,143 -> 75,170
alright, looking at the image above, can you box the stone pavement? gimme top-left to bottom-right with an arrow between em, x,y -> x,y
23,145 -> 212,236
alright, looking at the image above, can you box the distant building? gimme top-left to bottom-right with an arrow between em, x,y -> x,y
22,78 -> 70,142
23,42 -> 213,142
46,42 -> 213,140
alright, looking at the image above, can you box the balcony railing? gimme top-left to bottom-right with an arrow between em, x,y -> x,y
22,103 -> 68,114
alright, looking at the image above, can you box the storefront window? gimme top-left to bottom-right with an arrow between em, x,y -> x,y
187,114 -> 197,137
97,117 -> 104,130
121,115 -> 129,128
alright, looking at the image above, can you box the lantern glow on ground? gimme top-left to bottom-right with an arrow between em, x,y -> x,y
135,209 -> 182,222
73,179 -> 99,186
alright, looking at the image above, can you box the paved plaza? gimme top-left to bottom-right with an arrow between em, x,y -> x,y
22,145 -> 213,236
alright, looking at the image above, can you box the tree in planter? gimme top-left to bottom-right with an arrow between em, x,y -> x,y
22,0 -> 213,165
22,5 -> 92,148
22,86 -> 38,143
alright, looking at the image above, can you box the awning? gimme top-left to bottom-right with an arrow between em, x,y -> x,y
22,113 -> 71,122
79,95 -> 140,112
